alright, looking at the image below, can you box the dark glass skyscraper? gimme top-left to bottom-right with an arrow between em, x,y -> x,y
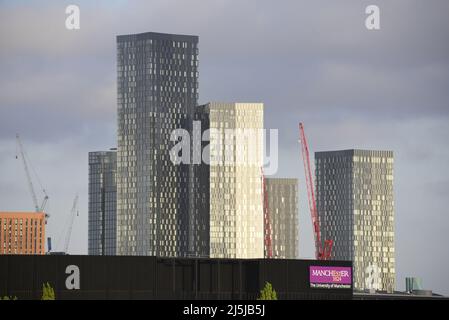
116,32 -> 199,256
88,150 -> 117,256
189,104 -> 210,257
315,149 -> 395,292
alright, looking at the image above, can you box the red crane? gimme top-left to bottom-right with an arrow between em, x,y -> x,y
298,123 -> 333,260
261,167 -> 273,258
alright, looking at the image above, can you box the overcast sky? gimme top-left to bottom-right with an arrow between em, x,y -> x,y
1,0 -> 448,294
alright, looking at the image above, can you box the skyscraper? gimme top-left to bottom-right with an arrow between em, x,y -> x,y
188,104 -> 210,257
194,102 -> 264,259
116,32 -> 199,256
88,150 -> 117,256
265,178 -> 299,259
315,149 -> 395,292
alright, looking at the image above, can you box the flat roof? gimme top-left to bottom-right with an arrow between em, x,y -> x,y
0,211 -> 45,215
117,31 -> 198,43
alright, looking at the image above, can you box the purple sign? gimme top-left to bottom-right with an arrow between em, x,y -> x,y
309,266 -> 352,289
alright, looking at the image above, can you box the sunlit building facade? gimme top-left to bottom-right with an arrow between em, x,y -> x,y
194,102 -> 264,259
0,212 -> 45,255
265,178 -> 299,259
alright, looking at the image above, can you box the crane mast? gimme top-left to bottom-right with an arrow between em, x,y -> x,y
16,134 -> 49,215
298,123 -> 333,260
63,195 -> 79,254
16,134 -> 39,212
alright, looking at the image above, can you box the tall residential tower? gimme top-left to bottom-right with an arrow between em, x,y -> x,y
315,149 -> 395,292
116,32 -> 199,256
265,178 -> 299,259
88,150 -> 117,256
194,102 -> 264,259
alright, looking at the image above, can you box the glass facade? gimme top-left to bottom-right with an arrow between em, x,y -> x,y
116,32 -> 198,256
189,104 -> 211,257
195,102 -> 264,259
315,149 -> 395,292
88,151 -> 117,256
265,178 -> 299,259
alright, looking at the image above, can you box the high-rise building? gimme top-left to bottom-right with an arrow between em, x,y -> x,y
194,102 -> 264,259
265,178 -> 299,259
116,32 -> 199,256
88,150 -> 117,256
0,212 -> 45,255
188,104 -> 210,257
315,149 -> 395,292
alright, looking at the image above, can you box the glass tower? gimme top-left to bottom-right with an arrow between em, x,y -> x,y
116,32 -> 198,256
194,102 -> 264,259
315,149 -> 395,292
265,178 -> 299,259
88,151 -> 117,256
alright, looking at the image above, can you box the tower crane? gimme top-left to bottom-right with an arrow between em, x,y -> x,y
16,134 -> 49,221
298,123 -> 333,260
62,194 -> 79,254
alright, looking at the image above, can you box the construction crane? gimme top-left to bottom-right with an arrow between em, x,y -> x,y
16,134 -> 49,220
298,123 -> 333,260
261,167 -> 273,258
62,195 -> 79,254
